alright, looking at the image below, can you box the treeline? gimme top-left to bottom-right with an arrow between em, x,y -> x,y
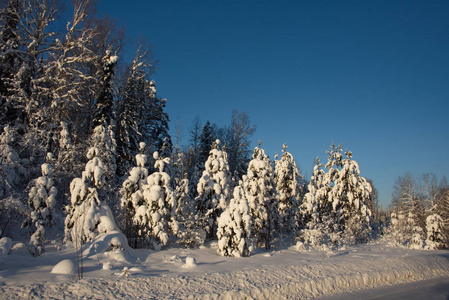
388,173 -> 449,250
1,0 -> 447,258
0,0 -> 172,237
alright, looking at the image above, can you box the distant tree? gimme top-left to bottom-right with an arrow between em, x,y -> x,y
225,110 -> 256,181
198,121 -> 215,167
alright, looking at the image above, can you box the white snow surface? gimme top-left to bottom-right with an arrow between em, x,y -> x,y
0,239 -> 448,299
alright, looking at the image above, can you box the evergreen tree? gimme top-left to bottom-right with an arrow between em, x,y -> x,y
64,146 -> 118,245
93,50 -> 118,128
135,151 -> 177,250
217,184 -> 253,257
28,153 -> 58,256
198,121 -> 215,168
115,51 -> 147,175
142,80 -> 172,155
274,144 -> 302,236
425,213 -> 446,250
0,0 -> 23,125
0,125 -> 27,197
119,142 -> 148,247
175,175 -> 206,248
325,143 -> 373,244
243,143 -> 278,250
299,158 -> 332,248
195,140 -> 231,240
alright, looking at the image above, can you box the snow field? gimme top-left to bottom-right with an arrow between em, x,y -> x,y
1,241 -> 448,299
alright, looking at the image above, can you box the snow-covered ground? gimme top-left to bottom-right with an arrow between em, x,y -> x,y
1,236 -> 448,299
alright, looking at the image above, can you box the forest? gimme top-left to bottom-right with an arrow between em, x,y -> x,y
0,0 -> 448,263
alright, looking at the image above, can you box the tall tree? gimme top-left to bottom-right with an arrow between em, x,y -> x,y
225,110 -> 256,181
195,140 -> 231,240
0,0 -> 23,125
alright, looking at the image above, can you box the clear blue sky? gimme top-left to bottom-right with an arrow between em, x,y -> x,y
96,0 -> 449,209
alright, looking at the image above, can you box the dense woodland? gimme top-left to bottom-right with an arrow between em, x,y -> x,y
0,0 -> 448,259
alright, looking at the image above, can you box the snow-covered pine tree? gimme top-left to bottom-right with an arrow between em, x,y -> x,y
195,140 -> 231,240
115,51 -> 147,175
136,151 -> 177,250
217,184 -> 253,257
64,146 -> 117,245
324,143 -> 373,244
142,80 -> 172,155
196,121 -> 215,172
425,213 -> 446,250
243,143 -> 278,250
408,211 -> 425,249
175,174 -> 206,248
0,0 -> 23,125
119,142 -> 148,247
274,144 -> 302,236
28,153 -> 58,256
0,125 -> 27,198
89,124 -> 117,213
92,50 -> 118,129
299,157 -> 334,248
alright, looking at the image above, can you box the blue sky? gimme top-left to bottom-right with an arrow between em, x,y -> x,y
96,0 -> 449,208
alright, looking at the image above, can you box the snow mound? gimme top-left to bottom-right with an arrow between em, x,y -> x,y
51,259 -> 76,275
82,230 -> 130,257
182,256 -> 197,268
0,237 -> 12,257
10,242 -> 29,256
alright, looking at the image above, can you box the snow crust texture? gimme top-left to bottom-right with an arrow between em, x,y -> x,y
1,246 -> 448,299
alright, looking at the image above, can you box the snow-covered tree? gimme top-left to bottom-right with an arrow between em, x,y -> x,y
299,158 -> 334,247
28,153 -> 58,256
243,143 -> 278,250
324,143 -> 373,244
274,144 -> 302,236
142,80 -> 172,155
408,211 -> 425,249
195,140 -> 231,240
425,213 -> 446,250
0,125 -> 27,197
64,146 -> 117,245
135,151 -> 177,250
115,50 -> 148,175
92,50 -> 118,128
0,0 -> 23,125
119,142 -> 148,247
198,121 -> 215,169
217,184 -> 253,257
175,175 -> 206,248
